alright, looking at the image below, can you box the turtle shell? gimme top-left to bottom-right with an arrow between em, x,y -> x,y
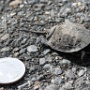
46,20 -> 90,53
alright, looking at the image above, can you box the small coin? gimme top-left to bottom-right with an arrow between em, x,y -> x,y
0,57 -> 25,84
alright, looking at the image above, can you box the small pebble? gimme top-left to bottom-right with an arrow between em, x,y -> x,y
60,59 -> 71,65
18,81 -> 31,90
77,1 -> 82,6
52,67 -> 62,75
1,33 -> 9,41
1,47 -> 10,52
78,69 -> 85,77
19,48 -> 26,54
51,77 -> 63,85
33,81 -> 41,90
45,11 -> 51,15
72,3 -> 77,7
44,84 -> 59,90
65,8 -> 71,14
62,0 -> 68,2
43,64 -> 53,72
46,56 -> 52,62
65,70 -> 75,79
27,45 -> 38,53
42,49 -> 51,55
39,58 -> 46,65
19,4 -> 24,8
72,67 -> 77,73
9,0 -> 22,8
61,81 -> 73,89
13,48 -> 19,52
31,0 -> 39,4
37,75 -> 44,80
14,52 -> 19,57
40,0 -> 48,3
10,12 -> 16,17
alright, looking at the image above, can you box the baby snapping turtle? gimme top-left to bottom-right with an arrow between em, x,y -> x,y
38,20 -> 90,53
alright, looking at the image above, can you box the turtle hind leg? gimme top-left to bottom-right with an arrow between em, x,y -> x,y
81,50 -> 86,60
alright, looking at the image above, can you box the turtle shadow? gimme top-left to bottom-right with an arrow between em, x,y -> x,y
57,44 -> 90,67
41,43 -> 90,66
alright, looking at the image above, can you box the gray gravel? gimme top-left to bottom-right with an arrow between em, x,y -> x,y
27,45 -> 38,53
0,0 -> 90,90
44,84 -> 59,90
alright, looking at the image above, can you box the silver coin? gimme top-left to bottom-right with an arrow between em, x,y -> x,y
0,57 -> 25,84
